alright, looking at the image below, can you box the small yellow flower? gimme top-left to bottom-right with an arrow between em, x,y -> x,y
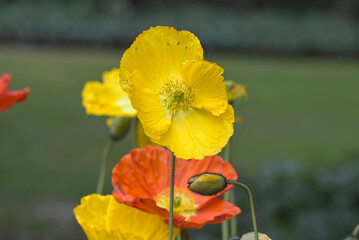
240,232 -> 272,240
119,26 -> 234,159
82,69 -> 137,117
74,194 -> 179,240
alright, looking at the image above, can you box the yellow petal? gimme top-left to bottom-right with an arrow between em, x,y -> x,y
129,70 -> 171,140
158,106 -> 235,159
102,68 -> 127,97
119,26 -> 204,92
74,194 -> 179,240
136,119 -> 159,148
180,60 -> 228,116
82,81 -> 137,117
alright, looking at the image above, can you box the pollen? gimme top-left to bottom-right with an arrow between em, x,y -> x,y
159,75 -> 195,119
155,187 -> 197,220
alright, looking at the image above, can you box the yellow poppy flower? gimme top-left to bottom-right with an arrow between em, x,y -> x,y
74,194 -> 179,240
82,68 -> 137,117
119,26 -> 234,159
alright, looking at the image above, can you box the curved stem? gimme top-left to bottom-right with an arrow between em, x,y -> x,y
169,153 -> 176,240
96,140 -> 114,194
227,180 -> 258,240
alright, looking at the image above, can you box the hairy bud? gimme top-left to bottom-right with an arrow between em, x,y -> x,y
188,173 -> 227,196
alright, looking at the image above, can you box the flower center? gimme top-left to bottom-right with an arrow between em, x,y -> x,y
159,75 -> 195,119
155,187 -> 197,220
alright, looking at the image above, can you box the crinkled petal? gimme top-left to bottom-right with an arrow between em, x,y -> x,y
129,70 -> 171,139
180,60 -> 228,116
158,106 -> 235,159
119,26 -> 204,92
112,147 -> 172,203
112,146 -> 240,229
180,198 -> 241,229
81,81 -> 136,117
137,120 -> 160,147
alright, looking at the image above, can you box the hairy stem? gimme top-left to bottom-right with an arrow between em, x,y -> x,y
169,153 -> 176,240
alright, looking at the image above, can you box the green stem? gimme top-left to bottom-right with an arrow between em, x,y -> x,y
227,180 -> 258,240
222,218 -> 229,240
169,153 -> 176,240
96,140 -> 114,194
176,230 -> 182,240
229,192 -> 237,237
222,139 -> 232,240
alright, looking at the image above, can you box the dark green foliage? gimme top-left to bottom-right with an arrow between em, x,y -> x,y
0,2 -> 358,56
236,156 -> 359,240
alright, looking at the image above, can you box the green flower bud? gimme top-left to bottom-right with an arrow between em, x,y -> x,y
188,173 -> 227,196
240,232 -> 271,240
108,117 -> 130,141
344,224 -> 359,240
344,236 -> 357,240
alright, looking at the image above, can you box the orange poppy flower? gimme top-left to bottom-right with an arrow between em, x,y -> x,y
112,146 -> 241,229
0,73 -> 30,112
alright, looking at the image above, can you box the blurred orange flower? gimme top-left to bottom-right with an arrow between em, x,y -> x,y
0,73 -> 30,112
112,146 -> 241,229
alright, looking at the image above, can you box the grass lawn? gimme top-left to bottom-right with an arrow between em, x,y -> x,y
0,45 -> 358,239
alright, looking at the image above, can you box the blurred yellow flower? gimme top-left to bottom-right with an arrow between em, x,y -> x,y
82,69 -> 137,117
240,232 -> 272,240
74,194 -> 179,240
225,80 -> 248,104
119,26 -> 234,159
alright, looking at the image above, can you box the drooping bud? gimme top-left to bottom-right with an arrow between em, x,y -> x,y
107,117 -> 130,141
344,224 -> 359,240
240,232 -> 271,240
188,173 -> 227,196
225,80 -> 248,105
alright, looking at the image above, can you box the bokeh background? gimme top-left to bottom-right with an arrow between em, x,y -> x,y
1,0 -> 359,239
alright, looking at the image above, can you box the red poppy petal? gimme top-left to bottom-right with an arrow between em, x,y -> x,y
175,155 -> 238,207
112,146 -> 172,201
187,198 -> 241,228
0,73 -> 11,92
0,87 -> 30,112
0,73 -> 30,112
112,146 -> 241,229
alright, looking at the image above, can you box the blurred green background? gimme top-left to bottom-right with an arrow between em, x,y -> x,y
0,0 -> 359,239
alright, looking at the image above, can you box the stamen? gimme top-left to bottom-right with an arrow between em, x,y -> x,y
155,187 -> 197,220
159,75 -> 195,119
